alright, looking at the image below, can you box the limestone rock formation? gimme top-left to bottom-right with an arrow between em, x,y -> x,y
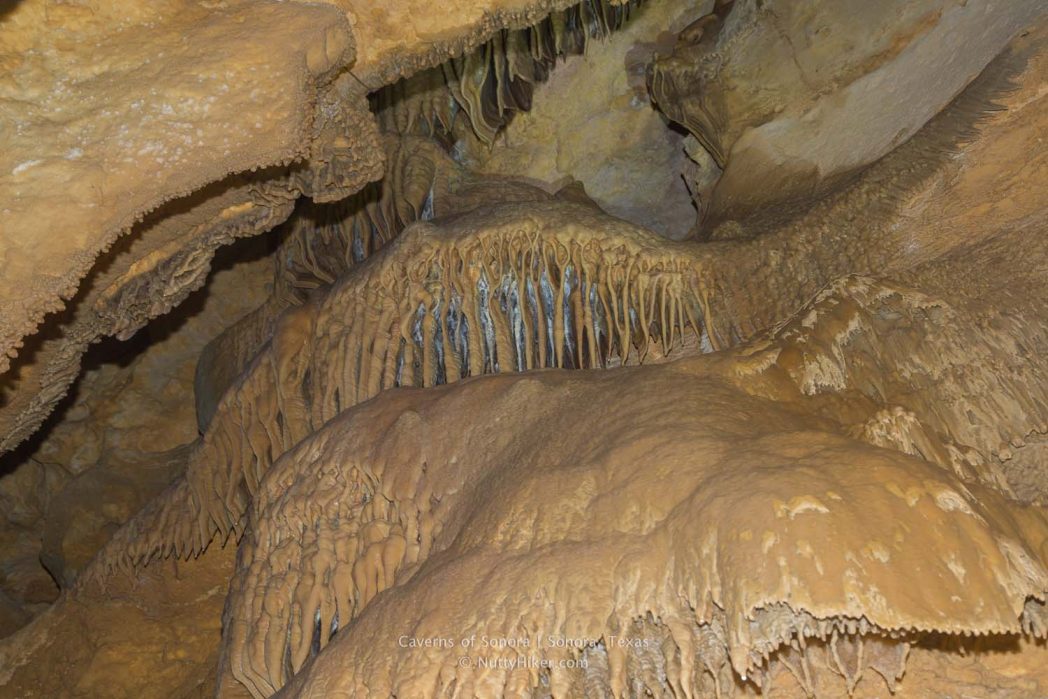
0,236 -> 272,631
239,358 -> 1048,697
461,0 -> 712,238
649,0 -> 1045,221
0,0 -> 383,456
0,1 -> 1045,698
217,273 -> 1048,696
0,543 -> 236,698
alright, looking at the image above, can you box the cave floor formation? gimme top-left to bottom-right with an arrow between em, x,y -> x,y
1,1 -> 1047,697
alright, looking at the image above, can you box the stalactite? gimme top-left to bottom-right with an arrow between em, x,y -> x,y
372,0 -> 644,144
273,136 -> 444,307
214,353 -> 1048,698
194,133 -> 563,431
91,208 -> 1048,586
88,200 -> 713,576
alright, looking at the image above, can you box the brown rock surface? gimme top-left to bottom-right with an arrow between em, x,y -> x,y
0,0 -> 652,459
332,0 -> 639,87
0,1 -> 1044,697
0,542 -> 236,698
89,16 -> 1048,652
463,0 -> 711,238
0,235 -> 272,630
0,0 -> 355,371
0,0 -> 384,455
193,135 -> 559,431
649,0 -> 1045,221
232,320 -> 1047,696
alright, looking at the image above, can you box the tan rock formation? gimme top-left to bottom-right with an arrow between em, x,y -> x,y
649,0 -> 1045,221
0,542 -> 236,698
0,1 -> 1044,697
0,0 -> 665,458
0,0 -> 383,454
0,0 -> 355,368
193,135 -> 559,431
461,0 -> 712,238
0,235 -> 272,632
225,284 -> 1047,696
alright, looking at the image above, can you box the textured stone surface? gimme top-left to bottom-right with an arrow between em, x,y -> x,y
0,0 -> 650,460
0,2 -> 1044,697
249,352 -> 1048,697
0,0 -> 354,371
464,0 -> 712,238
0,543 -> 236,698
0,236 -> 273,630
0,0 -> 384,456
649,0 -> 1045,221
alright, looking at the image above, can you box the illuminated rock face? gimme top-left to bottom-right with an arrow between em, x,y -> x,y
648,0 -> 1045,222
222,301 -> 1047,697
0,1 -> 1047,698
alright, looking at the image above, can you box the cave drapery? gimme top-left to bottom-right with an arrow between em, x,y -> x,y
1,0 -> 1047,697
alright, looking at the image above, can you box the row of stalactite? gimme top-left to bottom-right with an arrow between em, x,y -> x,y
275,0 -> 650,308
371,0 -> 645,144
95,212 -> 714,575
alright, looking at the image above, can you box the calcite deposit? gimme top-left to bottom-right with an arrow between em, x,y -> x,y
0,0 -> 1046,697
233,356 -> 1048,697
648,0 -> 1045,221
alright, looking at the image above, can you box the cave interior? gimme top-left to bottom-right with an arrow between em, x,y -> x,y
0,0 -> 1047,697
